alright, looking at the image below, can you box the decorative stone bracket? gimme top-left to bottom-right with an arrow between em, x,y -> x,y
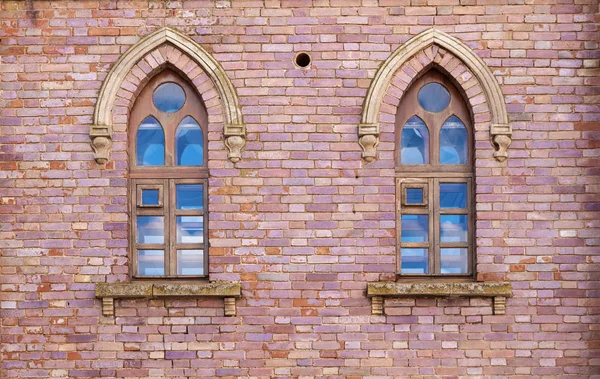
360,28 -> 513,164
358,123 -> 380,163
90,124 -> 112,165
367,281 -> 512,316
224,123 -> 247,163
91,27 -> 246,165
491,123 -> 512,162
96,281 -> 241,317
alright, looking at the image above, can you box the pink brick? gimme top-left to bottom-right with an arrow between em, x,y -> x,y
0,1 -> 597,378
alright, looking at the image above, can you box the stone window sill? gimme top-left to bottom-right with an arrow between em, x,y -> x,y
95,281 -> 241,317
367,281 -> 511,315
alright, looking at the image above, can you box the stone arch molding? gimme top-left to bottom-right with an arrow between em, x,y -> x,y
359,28 -> 512,162
91,27 -> 245,164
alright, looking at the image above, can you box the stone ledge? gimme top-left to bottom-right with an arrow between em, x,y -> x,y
367,281 -> 512,315
96,281 -> 241,317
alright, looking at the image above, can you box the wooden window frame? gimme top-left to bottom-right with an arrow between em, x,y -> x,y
129,70 -> 209,279
396,70 -> 475,279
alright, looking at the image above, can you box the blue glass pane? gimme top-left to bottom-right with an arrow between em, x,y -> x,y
177,216 -> 204,244
406,188 -> 423,204
440,248 -> 468,274
401,215 -> 428,242
153,82 -> 185,113
137,216 -> 164,244
141,189 -> 159,206
440,116 -> 468,164
177,250 -> 204,276
401,116 -> 429,165
176,116 -> 203,166
401,248 -> 428,274
418,82 -> 450,113
138,250 -> 164,276
440,183 -> 467,208
440,215 -> 468,243
176,184 -> 203,210
136,116 -> 165,166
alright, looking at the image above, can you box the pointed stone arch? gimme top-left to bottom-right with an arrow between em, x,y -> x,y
359,28 -> 511,162
91,27 -> 245,164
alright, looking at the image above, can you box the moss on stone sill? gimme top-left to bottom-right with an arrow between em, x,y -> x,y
96,281 -> 241,299
367,281 -> 512,298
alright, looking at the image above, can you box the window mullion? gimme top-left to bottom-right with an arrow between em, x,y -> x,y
430,177 -> 438,275
131,180 -> 139,277
469,178 -> 474,276
167,179 -> 176,276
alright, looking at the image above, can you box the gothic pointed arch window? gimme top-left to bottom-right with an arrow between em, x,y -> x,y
129,70 -> 208,278
396,70 -> 474,277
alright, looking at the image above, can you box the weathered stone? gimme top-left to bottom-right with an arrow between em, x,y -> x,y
95,283 -> 153,298
152,282 -> 241,297
367,282 -> 512,298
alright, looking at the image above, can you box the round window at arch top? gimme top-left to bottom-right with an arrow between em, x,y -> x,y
418,82 -> 450,113
153,82 -> 186,113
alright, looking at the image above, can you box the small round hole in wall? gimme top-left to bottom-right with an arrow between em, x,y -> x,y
294,52 -> 311,68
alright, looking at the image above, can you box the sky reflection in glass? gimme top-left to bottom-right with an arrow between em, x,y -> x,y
418,82 -> 450,113
153,82 -> 186,113
136,116 -> 165,166
176,116 -> 203,166
440,183 -> 467,209
440,116 -> 468,164
401,116 -> 429,165
401,248 -> 428,274
440,248 -> 468,274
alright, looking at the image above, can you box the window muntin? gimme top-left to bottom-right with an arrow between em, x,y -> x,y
129,70 -> 208,278
396,70 -> 473,277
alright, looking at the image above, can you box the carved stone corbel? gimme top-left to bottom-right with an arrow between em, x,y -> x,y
493,296 -> 507,315
358,123 -> 380,163
224,297 -> 236,316
90,124 -> 112,165
224,123 -> 246,163
491,123 -> 512,162
371,296 -> 384,315
101,297 -> 114,317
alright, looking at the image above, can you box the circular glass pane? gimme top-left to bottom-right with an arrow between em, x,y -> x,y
153,82 -> 185,113
418,82 -> 450,113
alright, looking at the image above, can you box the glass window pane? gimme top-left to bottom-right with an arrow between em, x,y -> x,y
138,250 -> 164,276
418,82 -> 450,112
440,248 -> 468,274
401,116 -> 429,165
136,116 -> 165,166
177,250 -> 204,275
137,216 -> 164,244
176,116 -> 204,166
440,183 -> 467,208
141,189 -> 159,206
177,216 -> 204,244
401,248 -> 428,274
440,215 -> 468,243
405,188 -> 423,204
440,116 -> 468,164
153,82 -> 186,113
176,184 -> 203,210
401,215 -> 428,242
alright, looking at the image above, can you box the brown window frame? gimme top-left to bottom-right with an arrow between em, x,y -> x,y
129,70 -> 209,279
396,70 -> 475,279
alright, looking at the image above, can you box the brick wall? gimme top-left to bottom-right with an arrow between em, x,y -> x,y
0,0 -> 599,378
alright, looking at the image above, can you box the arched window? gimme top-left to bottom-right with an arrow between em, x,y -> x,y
396,70 -> 473,277
129,70 -> 208,278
